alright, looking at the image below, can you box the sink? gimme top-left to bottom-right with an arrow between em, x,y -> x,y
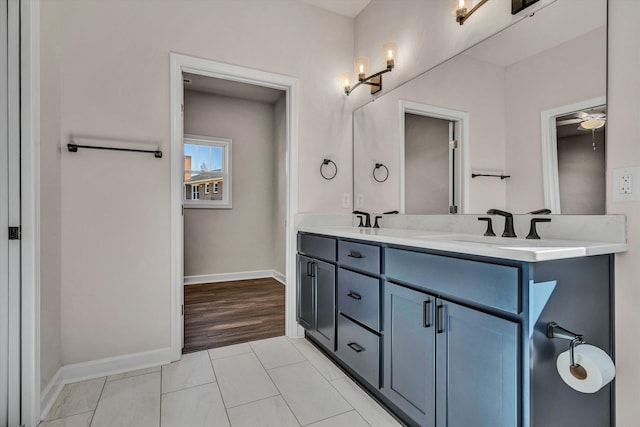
412,234 -> 579,250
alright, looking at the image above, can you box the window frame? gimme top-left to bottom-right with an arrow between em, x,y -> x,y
183,134 -> 232,209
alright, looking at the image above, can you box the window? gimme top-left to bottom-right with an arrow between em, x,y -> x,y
183,135 -> 232,208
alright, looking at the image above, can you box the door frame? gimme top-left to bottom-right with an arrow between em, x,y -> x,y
398,100 -> 470,214
17,0 -> 41,425
169,53 -> 300,359
540,96 -> 606,214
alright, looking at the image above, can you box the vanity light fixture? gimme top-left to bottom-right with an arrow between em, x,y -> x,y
342,43 -> 397,96
456,0 -> 489,25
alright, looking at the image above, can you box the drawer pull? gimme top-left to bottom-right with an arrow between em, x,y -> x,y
423,300 -> 431,328
347,342 -> 365,353
436,304 -> 444,334
347,291 -> 362,300
347,250 -> 363,259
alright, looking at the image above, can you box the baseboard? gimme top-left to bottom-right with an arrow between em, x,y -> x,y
185,269 -> 286,286
273,270 -> 286,285
41,346 -> 173,420
40,368 -> 64,421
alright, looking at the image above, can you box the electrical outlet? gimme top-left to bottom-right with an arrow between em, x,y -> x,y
613,167 -> 640,202
620,174 -> 632,194
355,194 -> 364,209
342,193 -> 351,209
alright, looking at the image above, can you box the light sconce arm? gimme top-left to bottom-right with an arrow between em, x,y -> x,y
456,0 -> 489,25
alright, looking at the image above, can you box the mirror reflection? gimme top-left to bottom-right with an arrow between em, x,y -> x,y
353,0 -> 606,215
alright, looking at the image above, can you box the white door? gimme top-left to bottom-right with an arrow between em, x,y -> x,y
2,0 -> 22,425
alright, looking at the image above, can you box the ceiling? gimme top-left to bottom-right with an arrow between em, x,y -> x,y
298,0 -> 371,18
464,0 -> 605,67
183,73 -> 285,104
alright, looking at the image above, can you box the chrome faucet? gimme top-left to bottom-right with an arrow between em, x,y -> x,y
486,209 -> 516,238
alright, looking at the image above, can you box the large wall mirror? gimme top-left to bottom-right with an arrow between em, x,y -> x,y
353,0 -> 606,215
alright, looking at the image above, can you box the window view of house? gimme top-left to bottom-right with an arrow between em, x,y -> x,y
183,137 -> 231,207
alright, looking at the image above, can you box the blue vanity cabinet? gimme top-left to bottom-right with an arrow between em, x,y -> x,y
383,282 -> 518,427
435,299 -> 519,427
296,254 -> 315,330
297,234 -> 337,352
384,282 -> 436,427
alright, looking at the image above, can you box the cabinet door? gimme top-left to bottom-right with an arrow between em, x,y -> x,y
297,254 -> 315,330
436,300 -> 519,427
384,282 -> 436,427
312,259 -> 336,350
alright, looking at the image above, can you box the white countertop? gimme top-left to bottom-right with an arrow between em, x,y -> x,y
297,226 -> 627,262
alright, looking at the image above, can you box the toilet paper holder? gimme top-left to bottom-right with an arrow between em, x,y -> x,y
547,322 -> 588,380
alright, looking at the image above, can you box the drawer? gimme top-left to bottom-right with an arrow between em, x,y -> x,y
338,268 -> 380,332
298,233 -> 336,262
338,240 -> 381,274
385,248 -> 520,314
337,314 -> 380,387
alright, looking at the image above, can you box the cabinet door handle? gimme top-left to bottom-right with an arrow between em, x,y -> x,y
423,300 -> 431,328
347,342 -> 365,353
347,291 -> 362,300
306,261 -> 315,277
436,304 -> 444,334
347,250 -> 363,259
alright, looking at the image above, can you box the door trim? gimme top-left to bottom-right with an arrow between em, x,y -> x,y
398,100 -> 469,214
169,53 -> 300,360
20,0 -> 41,425
540,96 -> 606,214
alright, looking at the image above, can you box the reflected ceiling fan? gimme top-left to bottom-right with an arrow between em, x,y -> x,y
556,106 -> 606,150
556,107 -> 607,131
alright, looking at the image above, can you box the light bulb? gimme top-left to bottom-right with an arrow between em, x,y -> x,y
354,57 -> 369,81
382,42 -> 397,69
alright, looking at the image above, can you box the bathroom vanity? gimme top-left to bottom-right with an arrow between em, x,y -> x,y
296,225 -> 625,427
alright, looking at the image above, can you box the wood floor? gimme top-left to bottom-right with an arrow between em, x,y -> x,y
183,277 -> 285,354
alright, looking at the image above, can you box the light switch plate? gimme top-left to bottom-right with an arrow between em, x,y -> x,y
613,166 -> 640,202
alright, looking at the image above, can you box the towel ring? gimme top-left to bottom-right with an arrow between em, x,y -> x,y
373,163 -> 389,183
320,158 -> 338,180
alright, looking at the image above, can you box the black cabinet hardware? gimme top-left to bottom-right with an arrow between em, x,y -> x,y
423,300 -> 431,328
436,304 -> 444,333
347,291 -> 362,300
347,250 -> 363,259
347,342 -> 365,353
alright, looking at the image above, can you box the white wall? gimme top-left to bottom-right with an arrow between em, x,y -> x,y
504,26 -> 606,213
607,1 -> 640,424
41,0 -> 354,366
39,0 -> 62,391
183,90 -> 283,276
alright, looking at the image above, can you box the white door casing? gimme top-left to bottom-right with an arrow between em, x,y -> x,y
399,100 -> 470,214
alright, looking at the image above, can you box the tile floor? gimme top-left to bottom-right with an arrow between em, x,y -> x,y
40,336 -> 402,427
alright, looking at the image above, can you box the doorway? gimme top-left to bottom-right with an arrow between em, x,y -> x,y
180,74 -> 287,353
541,97 -> 607,214
399,101 -> 469,214
169,54 -> 299,360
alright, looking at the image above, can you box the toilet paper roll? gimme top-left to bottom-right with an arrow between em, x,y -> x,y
556,344 -> 616,393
